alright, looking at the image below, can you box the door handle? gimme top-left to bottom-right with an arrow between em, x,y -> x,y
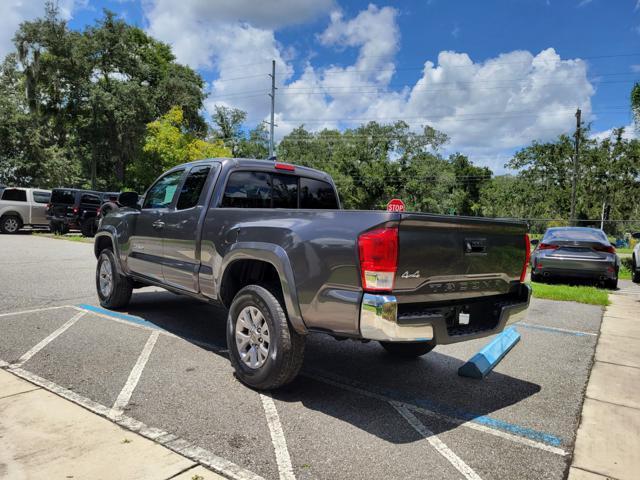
152,220 -> 165,229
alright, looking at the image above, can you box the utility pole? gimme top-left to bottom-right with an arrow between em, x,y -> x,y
570,108 -> 581,225
600,200 -> 606,230
268,60 -> 276,159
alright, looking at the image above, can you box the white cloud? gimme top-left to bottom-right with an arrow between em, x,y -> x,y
591,123 -> 637,141
0,0 -> 83,60
144,2 -> 596,171
144,0 -> 333,70
632,64 -> 640,72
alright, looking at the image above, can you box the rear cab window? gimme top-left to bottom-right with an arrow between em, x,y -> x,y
51,190 -> 76,204
80,194 -> 101,206
221,170 -> 337,209
1,189 -> 27,202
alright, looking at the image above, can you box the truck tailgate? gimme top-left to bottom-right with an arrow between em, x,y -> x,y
395,214 -> 528,303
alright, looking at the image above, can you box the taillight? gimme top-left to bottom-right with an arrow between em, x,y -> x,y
45,203 -> 50,211
538,243 -> 558,250
520,234 -> 531,283
594,245 -> 616,254
72,206 -> 79,214
358,227 -> 398,292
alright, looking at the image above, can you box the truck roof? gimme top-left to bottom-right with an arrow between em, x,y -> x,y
177,158 -> 333,182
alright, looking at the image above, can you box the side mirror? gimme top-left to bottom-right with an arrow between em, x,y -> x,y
632,232 -> 640,240
118,191 -> 140,209
530,239 -> 539,246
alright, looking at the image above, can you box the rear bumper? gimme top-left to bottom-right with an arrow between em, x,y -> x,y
534,257 -> 617,280
359,284 -> 531,343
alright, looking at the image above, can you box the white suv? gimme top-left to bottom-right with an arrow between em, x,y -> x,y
0,187 -> 51,234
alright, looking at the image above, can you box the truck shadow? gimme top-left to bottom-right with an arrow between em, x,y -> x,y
125,290 -> 544,445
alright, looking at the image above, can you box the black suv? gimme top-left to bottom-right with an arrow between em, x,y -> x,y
47,189 -> 117,237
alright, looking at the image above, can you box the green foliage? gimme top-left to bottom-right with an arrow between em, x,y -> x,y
632,83 -> 640,129
131,106 -> 231,189
529,281 -> 609,306
277,121 -> 489,212
483,128 -> 640,234
0,3 -> 206,189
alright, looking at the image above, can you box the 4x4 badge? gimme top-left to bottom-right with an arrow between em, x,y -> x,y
401,270 -> 420,279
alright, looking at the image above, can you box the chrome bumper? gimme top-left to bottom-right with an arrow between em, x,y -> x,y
359,293 -> 434,342
359,285 -> 531,343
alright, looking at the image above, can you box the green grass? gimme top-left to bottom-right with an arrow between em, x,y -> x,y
616,247 -> 633,254
619,263 -> 632,280
529,281 -> 610,306
33,232 -> 93,244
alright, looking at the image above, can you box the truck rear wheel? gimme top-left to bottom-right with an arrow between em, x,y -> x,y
379,341 -> 435,358
227,285 -> 305,390
96,249 -> 132,309
0,215 -> 21,234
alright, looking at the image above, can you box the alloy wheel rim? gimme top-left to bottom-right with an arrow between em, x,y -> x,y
235,305 -> 270,369
99,256 -> 113,297
4,218 -> 18,232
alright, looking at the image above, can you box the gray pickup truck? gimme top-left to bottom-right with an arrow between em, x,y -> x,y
94,158 -> 531,389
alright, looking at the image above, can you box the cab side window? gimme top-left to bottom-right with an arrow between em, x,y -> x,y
33,191 -> 51,204
176,165 -> 211,210
143,170 -> 184,209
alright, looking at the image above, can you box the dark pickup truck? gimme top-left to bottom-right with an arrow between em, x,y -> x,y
94,158 -> 531,389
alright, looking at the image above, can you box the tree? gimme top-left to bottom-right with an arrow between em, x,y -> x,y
3,4 -> 207,189
130,106 -> 230,189
632,83 -> 640,130
210,105 -> 248,156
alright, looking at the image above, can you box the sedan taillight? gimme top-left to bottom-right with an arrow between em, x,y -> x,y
594,244 -> 616,254
538,243 -> 559,251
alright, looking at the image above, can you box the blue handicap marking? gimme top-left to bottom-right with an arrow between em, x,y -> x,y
458,327 -> 521,379
76,304 -> 161,330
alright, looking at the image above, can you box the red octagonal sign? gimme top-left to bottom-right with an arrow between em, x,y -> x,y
386,198 -> 405,212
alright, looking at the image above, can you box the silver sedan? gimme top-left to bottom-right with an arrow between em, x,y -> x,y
530,227 -> 619,289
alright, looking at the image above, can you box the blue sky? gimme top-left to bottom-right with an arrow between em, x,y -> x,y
3,0 -> 639,172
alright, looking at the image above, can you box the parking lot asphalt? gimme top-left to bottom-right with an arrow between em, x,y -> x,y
0,233 -> 618,480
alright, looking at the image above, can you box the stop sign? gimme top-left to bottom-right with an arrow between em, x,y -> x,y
386,198 -> 405,212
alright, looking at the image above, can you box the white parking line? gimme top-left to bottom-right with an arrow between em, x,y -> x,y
0,305 -> 72,318
306,370 -> 568,456
517,322 -> 598,336
108,330 -> 160,419
391,402 -> 483,480
10,310 -> 86,368
260,394 -> 296,480
6,366 -> 265,480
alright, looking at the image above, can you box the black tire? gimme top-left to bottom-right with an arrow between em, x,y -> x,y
96,248 -> 132,309
605,277 -> 618,290
530,271 -> 542,283
0,215 -> 21,234
81,217 -> 96,237
50,221 -> 69,235
227,285 -> 305,390
379,341 -> 436,358
633,257 -> 640,284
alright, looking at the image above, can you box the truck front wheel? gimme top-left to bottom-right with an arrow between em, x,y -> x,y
227,285 -> 305,390
379,341 -> 435,358
96,249 -> 132,309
